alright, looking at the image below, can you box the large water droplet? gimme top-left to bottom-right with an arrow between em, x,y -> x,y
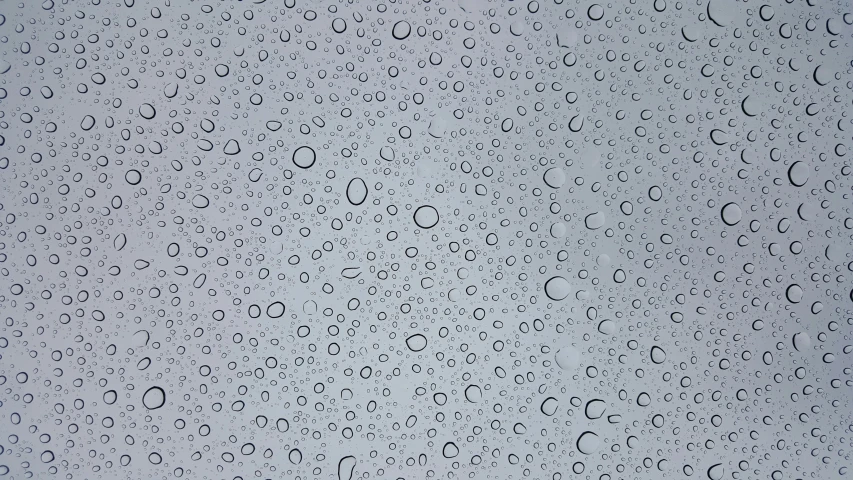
584,212 -> 606,230
413,205 -> 440,229
576,431 -> 601,454
541,397 -> 559,416
338,456 -> 356,480
405,334 -> 427,352
555,346 -> 581,370
292,146 -> 317,169
544,276 -> 572,301
142,386 -> 166,410
346,177 -> 368,206
442,442 -> 459,458
721,202 -> 742,226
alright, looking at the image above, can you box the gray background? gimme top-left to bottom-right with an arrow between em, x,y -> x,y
0,0 -> 851,479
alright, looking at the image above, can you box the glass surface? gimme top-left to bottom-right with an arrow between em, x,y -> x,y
0,1 -> 851,479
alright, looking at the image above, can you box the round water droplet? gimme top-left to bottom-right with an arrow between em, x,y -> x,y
707,464 -> 725,480
125,169 -> 142,185
139,103 -> 156,119
793,332 -> 811,352
584,212 -> 606,230
741,95 -> 759,116
464,385 -> 482,402
707,0 -> 735,26
544,276 -> 571,301
814,65 -> 833,86
721,202 -> 742,226
428,117 -> 447,137
543,167 -> 566,188
576,431 -> 601,454
588,4 -> 605,20
585,400 -> 607,420
598,320 -> 616,335
787,161 -> 809,186
541,397 -> 559,416
413,205 -> 440,229
303,300 -> 317,315
798,202 -> 816,221
292,146 -> 316,169
555,346 -> 581,370
142,386 -> 166,410
786,284 -> 803,304
510,20 -> 526,36
392,21 -> 411,40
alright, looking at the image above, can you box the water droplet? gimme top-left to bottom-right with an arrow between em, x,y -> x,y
541,397 -> 559,416
576,431 -> 601,454
555,346 -> 581,370
442,442 -> 459,458
793,332 -> 811,352
392,21 -> 411,40
346,178 -> 368,206
413,205 -> 440,229
405,334 -> 427,352
721,202 -> 742,226
584,212 -> 606,230
142,386 -> 166,410
544,276 -> 572,301
464,385 -> 482,402
292,146 -> 317,169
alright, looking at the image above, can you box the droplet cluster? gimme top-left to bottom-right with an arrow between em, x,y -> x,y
0,0 -> 852,479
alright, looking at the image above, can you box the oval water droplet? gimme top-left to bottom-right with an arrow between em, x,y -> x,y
192,195 -> 210,208
788,161 -> 809,187
392,21 -> 411,40
405,334 -> 427,352
289,448 -> 302,465
114,233 -> 127,251
650,346 -> 666,364
346,178 -> 368,206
